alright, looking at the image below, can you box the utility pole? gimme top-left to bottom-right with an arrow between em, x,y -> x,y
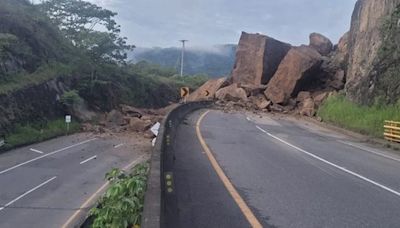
179,40 -> 188,77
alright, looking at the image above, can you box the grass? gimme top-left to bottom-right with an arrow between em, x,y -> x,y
317,95 -> 400,138
1,118 -> 80,151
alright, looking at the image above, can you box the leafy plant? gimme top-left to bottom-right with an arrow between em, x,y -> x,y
39,0 -> 134,63
60,90 -> 83,107
90,163 -> 149,228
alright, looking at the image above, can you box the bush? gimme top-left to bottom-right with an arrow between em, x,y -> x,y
317,95 -> 400,137
60,90 -> 83,107
90,163 -> 149,228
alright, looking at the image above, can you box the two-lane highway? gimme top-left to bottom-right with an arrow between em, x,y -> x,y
166,109 -> 400,228
0,133 -> 149,228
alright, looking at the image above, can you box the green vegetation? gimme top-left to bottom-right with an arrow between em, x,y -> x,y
318,95 -> 400,137
60,90 -> 83,107
90,163 -> 149,228
1,118 -> 80,151
39,0 -> 134,63
0,63 -> 73,94
0,0 -> 209,150
374,4 -> 400,104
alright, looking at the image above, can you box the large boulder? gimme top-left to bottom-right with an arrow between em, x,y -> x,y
345,0 -> 400,104
264,46 -> 322,104
187,77 -> 228,101
215,83 -> 248,102
309,33 -> 333,56
300,98 -> 316,117
231,32 -> 291,85
128,117 -> 152,132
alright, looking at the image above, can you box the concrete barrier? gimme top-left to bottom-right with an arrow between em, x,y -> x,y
141,101 -> 212,228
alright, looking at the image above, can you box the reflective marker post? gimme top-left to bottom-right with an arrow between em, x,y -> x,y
65,115 -> 71,134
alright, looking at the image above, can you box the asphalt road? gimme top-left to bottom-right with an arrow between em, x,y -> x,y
0,133 -> 147,228
166,109 -> 400,228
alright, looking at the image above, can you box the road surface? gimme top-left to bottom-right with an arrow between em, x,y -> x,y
0,133 -> 148,228
166,109 -> 400,228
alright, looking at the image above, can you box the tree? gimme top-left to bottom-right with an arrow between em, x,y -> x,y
39,0 -> 134,63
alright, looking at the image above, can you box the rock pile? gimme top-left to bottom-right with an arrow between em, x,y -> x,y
82,104 -> 167,138
190,32 -> 346,117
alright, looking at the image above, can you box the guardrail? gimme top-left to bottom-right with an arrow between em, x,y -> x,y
141,101 -> 212,228
384,120 -> 400,143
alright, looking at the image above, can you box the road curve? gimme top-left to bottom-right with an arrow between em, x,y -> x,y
0,133 -> 147,228
166,109 -> 400,228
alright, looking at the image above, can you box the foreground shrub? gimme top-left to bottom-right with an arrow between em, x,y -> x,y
90,163 -> 149,228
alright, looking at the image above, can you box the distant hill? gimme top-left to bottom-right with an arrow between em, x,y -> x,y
129,44 -> 237,77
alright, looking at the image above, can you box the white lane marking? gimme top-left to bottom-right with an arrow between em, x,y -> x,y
29,148 -> 44,154
256,125 -> 400,198
0,138 -> 97,175
79,155 -> 97,165
114,143 -> 124,148
0,176 -> 57,212
339,140 -> 400,163
246,116 -> 251,121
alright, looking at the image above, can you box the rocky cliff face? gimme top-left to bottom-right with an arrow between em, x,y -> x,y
345,0 -> 400,104
0,79 -> 67,135
231,32 -> 291,86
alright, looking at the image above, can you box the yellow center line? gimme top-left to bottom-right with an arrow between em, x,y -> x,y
196,110 -> 263,228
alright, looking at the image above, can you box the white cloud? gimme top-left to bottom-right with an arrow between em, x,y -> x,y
37,0 -> 358,48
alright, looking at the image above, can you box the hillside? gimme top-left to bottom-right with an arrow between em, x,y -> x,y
0,0 -> 207,149
129,44 -> 237,77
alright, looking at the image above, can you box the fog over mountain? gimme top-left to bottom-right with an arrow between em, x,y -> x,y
129,44 -> 237,77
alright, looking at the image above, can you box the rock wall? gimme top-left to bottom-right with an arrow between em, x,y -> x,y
231,32 -> 291,86
0,79 -> 67,135
345,0 -> 400,104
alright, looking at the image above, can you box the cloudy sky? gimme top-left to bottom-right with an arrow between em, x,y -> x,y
86,0 -> 357,48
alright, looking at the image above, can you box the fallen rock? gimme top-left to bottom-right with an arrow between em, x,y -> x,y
241,84 -> 268,97
187,77 -> 228,101
128,117 -> 152,132
106,110 -> 126,126
250,94 -> 271,110
264,45 -> 322,104
215,83 -> 248,102
313,92 -> 329,106
300,98 -> 316,117
269,103 -> 285,113
231,32 -> 291,85
309,33 -> 333,56
120,105 -> 143,118
296,91 -> 312,103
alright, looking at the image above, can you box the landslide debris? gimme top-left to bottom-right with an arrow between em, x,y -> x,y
190,32 -> 339,118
